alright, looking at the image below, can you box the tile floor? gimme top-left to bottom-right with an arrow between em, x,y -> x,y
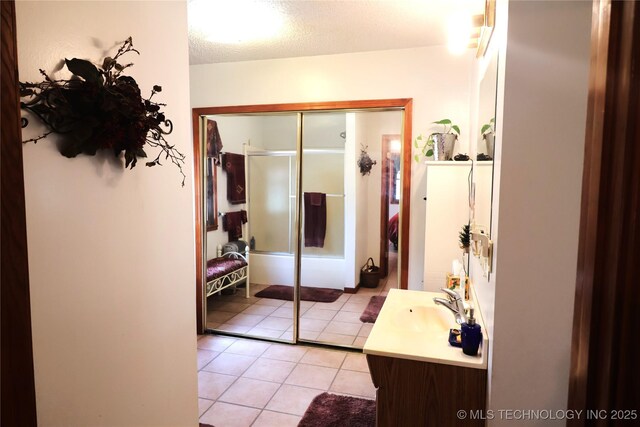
205,252 -> 398,348
197,335 -> 376,427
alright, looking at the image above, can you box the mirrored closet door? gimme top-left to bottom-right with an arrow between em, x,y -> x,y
193,100 -> 412,350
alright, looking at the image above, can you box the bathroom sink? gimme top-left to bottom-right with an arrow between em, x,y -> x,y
363,288 -> 488,369
392,306 -> 451,334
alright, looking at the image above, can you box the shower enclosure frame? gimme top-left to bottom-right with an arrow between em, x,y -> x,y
192,99 -> 413,334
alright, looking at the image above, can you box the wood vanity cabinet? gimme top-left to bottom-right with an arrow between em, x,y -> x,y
367,354 -> 487,426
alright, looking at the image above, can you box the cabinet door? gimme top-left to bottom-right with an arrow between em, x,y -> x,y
423,163 -> 472,291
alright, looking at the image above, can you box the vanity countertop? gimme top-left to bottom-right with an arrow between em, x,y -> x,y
363,288 -> 488,369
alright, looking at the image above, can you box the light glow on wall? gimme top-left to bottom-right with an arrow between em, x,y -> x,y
447,10 -> 473,55
189,0 -> 286,44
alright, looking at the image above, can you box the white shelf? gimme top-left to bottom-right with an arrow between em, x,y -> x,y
423,160 -> 473,166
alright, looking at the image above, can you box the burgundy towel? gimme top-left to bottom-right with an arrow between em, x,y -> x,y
304,192 -> 326,248
222,153 -> 246,204
206,119 -> 223,164
223,210 -> 247,241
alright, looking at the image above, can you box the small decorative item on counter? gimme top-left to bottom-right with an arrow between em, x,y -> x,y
459,223 -> 471,253
453,153 -> 470,161
448,328 -> 462,347
19,37 -> 186,185
461,307 -> 483,356
357,145 -> 377,175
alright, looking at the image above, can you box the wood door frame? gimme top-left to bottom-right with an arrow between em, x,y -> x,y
568,0 -> 640,420
379,134 -> 401,278
1,0 -> 38,424
192,99 -> 413,332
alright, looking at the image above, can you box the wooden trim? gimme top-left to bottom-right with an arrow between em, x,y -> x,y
399,99 -> 412,290
192,112 -> 205,333
1,0 -> 38,425
344,284 -> 360,294
205,157 -> 218,232
193,99 -> 413,329
568,0 -> 640,421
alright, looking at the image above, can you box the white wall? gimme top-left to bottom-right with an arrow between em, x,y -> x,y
484,0 -> 591,422
190,46 -> 473,290
17,1 -> 198,426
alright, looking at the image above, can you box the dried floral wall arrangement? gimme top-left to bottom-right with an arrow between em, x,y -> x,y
20,37 -> 186,186
357,145 -> 377,176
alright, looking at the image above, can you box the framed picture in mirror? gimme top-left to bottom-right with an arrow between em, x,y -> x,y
206,157 -> 218,231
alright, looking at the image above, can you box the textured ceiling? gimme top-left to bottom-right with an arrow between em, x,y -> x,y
189,0 -> 484,65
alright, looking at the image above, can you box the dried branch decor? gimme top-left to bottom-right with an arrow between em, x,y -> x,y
20,37 -> 186,186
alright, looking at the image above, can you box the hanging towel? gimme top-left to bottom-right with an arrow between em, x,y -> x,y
223,210 -> 247,241
206,119 -> 223,164
303,192 -> 327,248
222,153 -> 246,204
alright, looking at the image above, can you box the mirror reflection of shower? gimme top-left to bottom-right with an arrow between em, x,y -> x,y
202,109 -> 403,349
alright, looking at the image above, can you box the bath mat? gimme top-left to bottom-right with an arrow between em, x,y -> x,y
199,423 -> 215,427
359,296 -> 387,323
298,392 -> 375,427
255,285 -> 343,303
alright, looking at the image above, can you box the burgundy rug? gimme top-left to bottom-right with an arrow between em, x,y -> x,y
255,285 -> 343,303
359,296 -> 387,323
298,392 -> 376,427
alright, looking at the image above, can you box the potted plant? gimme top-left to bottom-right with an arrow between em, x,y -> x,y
414,119 -> 460,161
459,223 -> 471,253
480,118 -> 495,159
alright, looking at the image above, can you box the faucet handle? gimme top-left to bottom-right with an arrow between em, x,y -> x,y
441,287 -> 461,302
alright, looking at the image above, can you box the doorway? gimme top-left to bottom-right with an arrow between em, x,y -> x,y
192,100 -> 413,350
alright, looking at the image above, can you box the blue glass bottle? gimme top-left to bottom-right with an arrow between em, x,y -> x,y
461,307 -> 482,356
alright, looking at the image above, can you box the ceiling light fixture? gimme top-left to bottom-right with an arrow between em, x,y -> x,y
189,0 -> 285,44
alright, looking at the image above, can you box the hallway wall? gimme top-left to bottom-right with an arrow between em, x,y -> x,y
16,1 -> 198,425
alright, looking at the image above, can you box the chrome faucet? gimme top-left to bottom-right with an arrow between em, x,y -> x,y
433,288 -> 467,324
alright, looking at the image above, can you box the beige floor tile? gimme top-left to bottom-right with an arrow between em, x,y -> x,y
299,348 -> 346,368
255,316 -> 293,331
197,335 -> 236,352
341,302 -> 368,313
279,330 -> 294,340
242,357 -> 296,383
218,323 -> 252,334
269,306 -> 295,318
218,301 -> 253,313
357,286 -> 382,295
332,310 -> 363,323
281,300 -> 315,309
199,401 -> 260,427
218,377 -> 281,409
198,398 -> 214,417
329,369 -> 376,398
261,343 -> 308,362
202,352 -> 256,376
197,349 -> 219,370
225,313 -> 266,327
285,364 -> 338,389
251,410 -> 302,427
299,317 -> 329,332
254,298 -> 285,307
347,294 -> 375,304
316,332 -> 356,346
299,329 -> 320,341
242,304 -> 278,316
205,321 -> 222,329
324,320 -> 362,336
246,327 -> 285,339
206,310 -> 236,323
265,384 -> 325,416
312,300 -> 345,311
302,308 -> 338,321
225,338 -> 271,356
353,336 -> 367,347
336,294 -> 351,302
342,353 -> 370,373
197,371 -> 236,400
358,323 -> 374,337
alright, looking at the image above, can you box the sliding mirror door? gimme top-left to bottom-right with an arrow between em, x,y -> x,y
204,113 -> 297,343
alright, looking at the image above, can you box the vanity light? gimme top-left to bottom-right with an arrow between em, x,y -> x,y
189,0 -> 286,44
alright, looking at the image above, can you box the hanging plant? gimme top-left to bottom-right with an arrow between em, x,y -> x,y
357,145 -> 377,176
20,37 -> 186,186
